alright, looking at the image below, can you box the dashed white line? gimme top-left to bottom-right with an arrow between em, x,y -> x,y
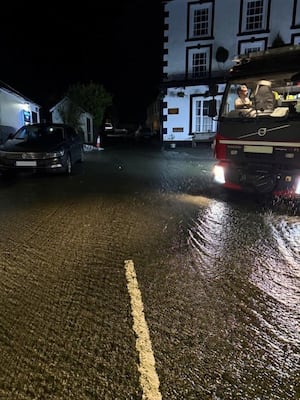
124,259 -> 162,400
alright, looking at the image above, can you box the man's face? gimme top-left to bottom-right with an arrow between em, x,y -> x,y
239,85 -> 248,95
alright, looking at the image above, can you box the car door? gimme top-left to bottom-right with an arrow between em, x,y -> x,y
65,126 -> 82,163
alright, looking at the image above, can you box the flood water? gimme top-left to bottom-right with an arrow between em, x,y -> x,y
0,142 -> 298,399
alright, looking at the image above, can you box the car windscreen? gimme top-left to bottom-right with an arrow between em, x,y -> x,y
14,126 -> 65,142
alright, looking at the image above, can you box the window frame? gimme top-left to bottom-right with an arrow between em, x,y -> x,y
292,33 -> 300,44
186,45 -> 212,80
238,38 -> 267,55
239,0 -> 270,34
292,0 -> 300,27
190,95 -> 221,134
187,1 -> 214,40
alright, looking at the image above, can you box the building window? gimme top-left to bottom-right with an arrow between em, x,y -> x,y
193,52 -> 207,78
241,0 -> 268,33
23,110 -> 31,124
292,0 -> 300,27
239,39 -> 266,54
292,33 -> 300,44
187,46 -> 211,79
192,98 -> 220,133
188,1 -> 213,39
194,8 -> 209,36
196,100 -> 212,132
245,45 -> 261,54
246,0 -> 264,30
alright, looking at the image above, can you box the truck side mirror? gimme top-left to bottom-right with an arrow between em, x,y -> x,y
209,84 -> 219,96
208,99 -> 217,117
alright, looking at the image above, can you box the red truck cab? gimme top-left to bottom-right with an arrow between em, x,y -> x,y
212,45 -> 300,199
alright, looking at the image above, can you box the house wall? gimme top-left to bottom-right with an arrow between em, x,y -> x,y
51,108 -> 62,124
0,89 -> 40,143
51,99 -> 94,144
162,0 -> 300,146
164,84 -> 225,143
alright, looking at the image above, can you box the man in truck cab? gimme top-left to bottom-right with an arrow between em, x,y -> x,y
234,84 -> 252,109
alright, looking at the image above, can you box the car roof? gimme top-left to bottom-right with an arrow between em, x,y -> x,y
18,123 -> 77,132
24,123 -> 72,128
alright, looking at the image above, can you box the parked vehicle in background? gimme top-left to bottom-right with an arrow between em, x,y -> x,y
0,123 -> 83,176
104,122 -> 128,136
211,45 -> 300,199
104,122 -> 114,133
134,126 -> 156,141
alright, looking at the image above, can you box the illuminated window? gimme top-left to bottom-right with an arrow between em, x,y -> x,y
23,110 -> 31,124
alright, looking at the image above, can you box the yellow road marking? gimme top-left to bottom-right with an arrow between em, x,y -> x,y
124,259 -> 162,400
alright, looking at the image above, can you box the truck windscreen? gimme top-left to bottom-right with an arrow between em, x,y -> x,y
221,77 -> 300,119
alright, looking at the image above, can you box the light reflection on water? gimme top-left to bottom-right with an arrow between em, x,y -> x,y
250,212 -> 300,345
178,195 -> 299,397
177,194 -> 230,271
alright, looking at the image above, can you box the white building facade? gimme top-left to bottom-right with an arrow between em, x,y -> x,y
0,81 -> 40,143
162,0 -> 300,146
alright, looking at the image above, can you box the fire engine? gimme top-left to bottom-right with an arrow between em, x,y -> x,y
212,45 -> 300,198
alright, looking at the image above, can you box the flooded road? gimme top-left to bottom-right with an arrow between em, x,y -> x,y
0,142 -> 299,399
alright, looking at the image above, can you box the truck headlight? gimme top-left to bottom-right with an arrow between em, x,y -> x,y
295,178 -> 300,195
213,165 -> 225,184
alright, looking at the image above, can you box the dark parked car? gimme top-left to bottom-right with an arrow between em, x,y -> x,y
0,123 -> 83,176
134,126 -> 155,141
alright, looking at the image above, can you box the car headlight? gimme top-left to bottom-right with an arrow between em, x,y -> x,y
46,149 -> 65,158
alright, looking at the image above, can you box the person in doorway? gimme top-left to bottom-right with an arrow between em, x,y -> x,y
235,84 -> 252,109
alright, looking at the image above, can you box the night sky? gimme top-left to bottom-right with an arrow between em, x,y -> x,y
1,1 -> 164,123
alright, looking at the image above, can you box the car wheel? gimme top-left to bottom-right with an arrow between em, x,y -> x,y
65,154 -> 72,175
